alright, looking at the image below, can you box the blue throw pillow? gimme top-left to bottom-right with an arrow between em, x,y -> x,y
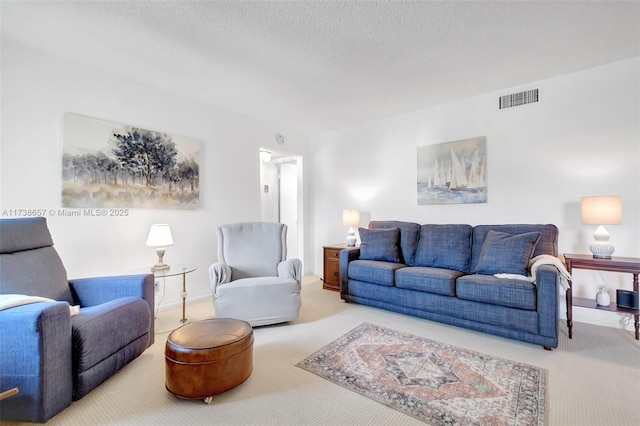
473,230 -> 541,276
358,227 -> 402,263
414,224 -> 472,273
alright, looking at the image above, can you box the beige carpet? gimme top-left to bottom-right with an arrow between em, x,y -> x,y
6,277 -> 639,425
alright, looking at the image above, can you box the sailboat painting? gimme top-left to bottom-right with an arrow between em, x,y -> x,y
417,137 -> 487,205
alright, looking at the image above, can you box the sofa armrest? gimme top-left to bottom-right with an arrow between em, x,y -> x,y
0,302 -> 72,422
339,247 -> 361,295
535,264 -> 560,340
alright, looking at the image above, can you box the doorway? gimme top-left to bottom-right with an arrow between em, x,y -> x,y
259,149 -> 303,262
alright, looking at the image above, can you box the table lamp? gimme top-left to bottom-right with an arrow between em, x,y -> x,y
146,223 -> 174,271
581,196 -> 622,259
343,209 -> 360,246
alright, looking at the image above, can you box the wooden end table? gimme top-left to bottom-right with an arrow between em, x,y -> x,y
564,253 -> 640,340
323,244 -> 348,291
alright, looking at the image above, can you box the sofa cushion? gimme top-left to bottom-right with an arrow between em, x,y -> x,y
472,230 -> 541,276
348,259 -> 405,286
414,224 -> 472,273
456,274 -> 537,310
395,266 -> 463,296
358,227 -> 401,263
369,221 -> 420,266
471,224 -> 558,273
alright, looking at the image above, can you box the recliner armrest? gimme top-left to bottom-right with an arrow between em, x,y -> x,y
0,302 -> 72,422
69,274 -> 154,346
209,263 -> 232,295
69,274 -> 154,308
277,258 -> 302,286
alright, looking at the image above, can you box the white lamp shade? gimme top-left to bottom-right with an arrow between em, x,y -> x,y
342,209 -> 360,227
581,196 -> 622,225
145,224 -> 174,247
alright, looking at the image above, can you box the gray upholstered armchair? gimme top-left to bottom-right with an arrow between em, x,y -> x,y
209,222 -> 302,326
0,217 -> 154,423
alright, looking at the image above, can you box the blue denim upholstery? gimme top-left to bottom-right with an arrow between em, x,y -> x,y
471,225 -> 558,272
346,279 -> 539,335
358,227 -> 401,263
473,230 -> 541,276
370,221 -> 420,265
0,302 -> 72,423
414,224 -> 472,272
70,297 -> 151,400
349,259 -> 406,286
0,217 -> 154,422
457,274 -> 536,310
396,267 -> 462,296
341,221 -> 560,349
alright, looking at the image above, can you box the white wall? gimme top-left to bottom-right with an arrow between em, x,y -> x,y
311,57 -> 640,331
0,38 -> 311,311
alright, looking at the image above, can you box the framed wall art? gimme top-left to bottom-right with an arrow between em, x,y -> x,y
417,136 -> 487,205
62,113 -> 200,209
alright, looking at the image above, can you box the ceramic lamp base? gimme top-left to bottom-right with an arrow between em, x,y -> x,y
346,227 -> 357,247
589,242 -> 615,259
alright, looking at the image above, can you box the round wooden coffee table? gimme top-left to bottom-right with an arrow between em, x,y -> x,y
165,318 -> 253,403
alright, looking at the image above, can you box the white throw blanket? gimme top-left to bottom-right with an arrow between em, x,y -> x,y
494,254 -> 571,291
0,294 -> 80,316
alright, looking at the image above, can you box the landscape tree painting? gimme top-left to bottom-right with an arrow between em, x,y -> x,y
417,137 -> 487,205
62,113 -> 200,209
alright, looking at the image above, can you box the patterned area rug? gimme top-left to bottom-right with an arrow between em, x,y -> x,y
297,323 -> 546,425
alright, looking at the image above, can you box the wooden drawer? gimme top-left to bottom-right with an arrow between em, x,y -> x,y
323,245 -> 345,291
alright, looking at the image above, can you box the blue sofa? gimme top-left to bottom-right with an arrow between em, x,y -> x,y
340,221 -> 560,349
0,217 -> 154,422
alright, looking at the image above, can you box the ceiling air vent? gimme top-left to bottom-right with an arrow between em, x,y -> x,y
499,88 -> 539,109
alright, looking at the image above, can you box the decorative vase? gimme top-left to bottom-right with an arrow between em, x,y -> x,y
596,286 -> 611,307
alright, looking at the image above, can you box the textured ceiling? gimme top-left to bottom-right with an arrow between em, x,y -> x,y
2,1 -> 639,135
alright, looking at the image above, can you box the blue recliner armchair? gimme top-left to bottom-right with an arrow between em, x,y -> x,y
0,217 -> 154,423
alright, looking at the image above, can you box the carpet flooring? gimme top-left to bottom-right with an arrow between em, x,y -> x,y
297,322 -> 546,425
4,277 -> 639,425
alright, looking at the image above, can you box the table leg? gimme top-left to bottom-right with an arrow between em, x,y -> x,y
634,273 -> 639,340
180,272 -> 188,323
566,265 -> 573,339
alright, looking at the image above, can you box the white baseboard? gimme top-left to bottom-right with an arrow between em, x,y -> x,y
155,294 -> 211,313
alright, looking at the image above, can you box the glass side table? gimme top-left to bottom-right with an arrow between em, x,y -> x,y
152,264 -> 197,324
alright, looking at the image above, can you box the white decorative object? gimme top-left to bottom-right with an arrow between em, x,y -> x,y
342,209 -> 360,246
595,286 -> 611,307
146,224 -> 174,271
581,196 -> 622,259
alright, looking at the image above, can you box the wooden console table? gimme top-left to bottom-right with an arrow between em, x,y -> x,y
564,253 -> 640,340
